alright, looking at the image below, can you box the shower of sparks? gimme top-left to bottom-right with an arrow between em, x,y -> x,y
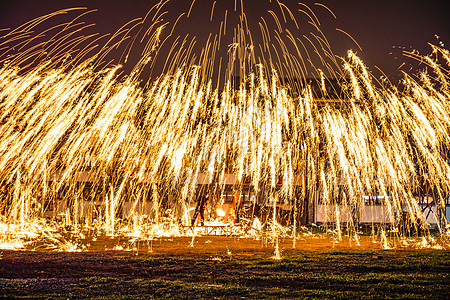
0,1 -> 449,252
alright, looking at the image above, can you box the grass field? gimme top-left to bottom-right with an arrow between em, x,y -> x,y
1,236 -> 449,299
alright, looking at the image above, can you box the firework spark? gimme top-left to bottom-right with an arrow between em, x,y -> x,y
0,1 -> 448,252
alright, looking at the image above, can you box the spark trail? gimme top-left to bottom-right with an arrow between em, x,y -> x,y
0,1 -> 448,251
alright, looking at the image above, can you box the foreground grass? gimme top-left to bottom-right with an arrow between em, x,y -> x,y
1,249 -> 449,299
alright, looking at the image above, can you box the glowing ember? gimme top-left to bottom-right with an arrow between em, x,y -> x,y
216,208 -> 226,218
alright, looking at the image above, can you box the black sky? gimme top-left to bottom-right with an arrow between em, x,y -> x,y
1,0 -> 448,80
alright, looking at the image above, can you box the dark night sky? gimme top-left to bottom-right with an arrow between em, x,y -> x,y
0,0 -> 448,80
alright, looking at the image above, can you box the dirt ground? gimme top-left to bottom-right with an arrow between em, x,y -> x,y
1,236 -> 449,299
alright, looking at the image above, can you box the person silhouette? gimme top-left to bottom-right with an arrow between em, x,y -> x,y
191,191 -> 209,226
